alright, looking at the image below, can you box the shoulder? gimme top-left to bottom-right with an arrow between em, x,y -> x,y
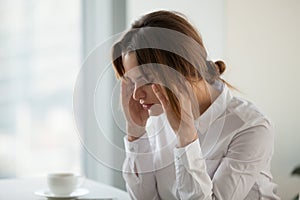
224,95 -> 275,149
227,95 -> 273,129
224,96 -> 275,158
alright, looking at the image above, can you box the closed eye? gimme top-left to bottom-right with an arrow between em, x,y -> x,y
136,76 -> 154,86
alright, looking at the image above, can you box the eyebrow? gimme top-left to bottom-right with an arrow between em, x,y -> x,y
135,75 -> 144,80
124,74 -> 144,82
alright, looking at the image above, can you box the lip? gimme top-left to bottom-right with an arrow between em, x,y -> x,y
142,104 -> 154,110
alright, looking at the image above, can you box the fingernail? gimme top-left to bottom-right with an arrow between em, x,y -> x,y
152,84 -> 159,92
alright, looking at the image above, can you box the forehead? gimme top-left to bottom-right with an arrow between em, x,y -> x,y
122,52 -> 159,81
122,52 -> 146,80
122,52 -> 138,72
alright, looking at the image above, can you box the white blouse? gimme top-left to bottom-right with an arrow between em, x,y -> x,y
122,84 -> 280,200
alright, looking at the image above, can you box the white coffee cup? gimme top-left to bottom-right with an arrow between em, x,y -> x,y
47,173 -> 83,195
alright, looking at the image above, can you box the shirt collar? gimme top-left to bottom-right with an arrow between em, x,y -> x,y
194,82 -> 233,134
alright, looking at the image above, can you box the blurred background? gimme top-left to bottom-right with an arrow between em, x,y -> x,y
0,0 -> 299,199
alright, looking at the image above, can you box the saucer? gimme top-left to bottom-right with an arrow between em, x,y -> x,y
34,188 -> 89,199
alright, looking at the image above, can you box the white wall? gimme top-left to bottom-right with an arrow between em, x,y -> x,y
225,0 -> 300,198
127,0 -> 225,60
126,0 -> 300,198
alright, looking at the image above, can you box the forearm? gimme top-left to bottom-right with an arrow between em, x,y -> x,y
176,132 -> 198,148
126,123 -> 146,141
123,135 -> 160,199
176,127 -> 198,148
174,139 -> 213,199
123,171 -> 160,200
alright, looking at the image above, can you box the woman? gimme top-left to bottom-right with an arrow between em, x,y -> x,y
112,10 -> 280,200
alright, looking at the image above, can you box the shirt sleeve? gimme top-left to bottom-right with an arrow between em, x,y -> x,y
173,123 -> 274,200
174,138 -> 213,199
212,123 -> 274,199
122,134 -> 160,200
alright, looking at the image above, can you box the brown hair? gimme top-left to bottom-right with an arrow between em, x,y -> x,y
112,10 -> 227,120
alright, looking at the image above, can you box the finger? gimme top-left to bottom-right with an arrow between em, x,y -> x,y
152,84 -> 170,110
121,80 -> 129,94
121,80 -> 126,95
121,81 -> 133,113
121,80 -> 134,99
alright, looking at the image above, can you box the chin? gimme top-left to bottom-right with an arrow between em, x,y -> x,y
149,104 -> 164,116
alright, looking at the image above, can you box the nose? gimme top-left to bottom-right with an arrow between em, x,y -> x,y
133,85 -> 146,101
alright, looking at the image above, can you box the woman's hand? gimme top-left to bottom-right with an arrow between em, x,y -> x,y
152,83 -> 198,147
121,80 -> 149,141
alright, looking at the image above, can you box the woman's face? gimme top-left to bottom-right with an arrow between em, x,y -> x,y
122,52 -> 163,116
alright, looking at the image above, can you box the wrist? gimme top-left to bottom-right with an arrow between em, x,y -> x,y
127,135 -> 140,142
126,124 -> 146,141
176,130 -> 198,148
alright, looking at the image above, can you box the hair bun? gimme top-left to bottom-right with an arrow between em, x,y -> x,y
215,60 -> 226,75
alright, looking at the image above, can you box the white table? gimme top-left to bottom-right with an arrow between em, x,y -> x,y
0,178 -> 130,200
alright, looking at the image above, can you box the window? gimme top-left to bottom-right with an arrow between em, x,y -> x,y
0,0 -> 82,177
